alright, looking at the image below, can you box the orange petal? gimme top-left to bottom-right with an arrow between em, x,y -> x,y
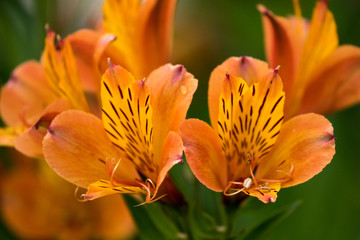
152,131 -> 183,200
66,29 -> 102,93
43,110 -> 139,189
0,61 -> 55,127
256,113 -> 335,188
257,4 -> 304,102
14,99 -> 72,158
179,119 -> 228,192
146,64 -> 197,162
209,57 -> 272,128
299,45 -> 360,115
138,0 -> 177,76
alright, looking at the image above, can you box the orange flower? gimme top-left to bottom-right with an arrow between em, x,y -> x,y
0,150 -> 135,240
0,28 -> 102,158
42,63 -> 197,203
258,0 -> 360,118
179,57 -> 335,203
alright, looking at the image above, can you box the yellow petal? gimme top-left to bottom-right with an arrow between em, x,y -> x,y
43,110 -> 139,189
179,119 -> 228,192
101,64 -> 156,178
43,29 -> 89,111
209,57 -> 272,128
245,182 -> 281,203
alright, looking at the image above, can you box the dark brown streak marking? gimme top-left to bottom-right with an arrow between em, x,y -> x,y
109,123 -> 123,139
145,95 -> 150,106
271,130 -> 280,139
128,88 -> 132,101
250,106 -> 253,116
110,101 -> 120,119
271,96 -> 284,114
261,144 -> 274,153
145,119 -> 149,135
120,108 -> 129,121
103,81 -> 113,97
268,116 -> 284,133
218,121 -> 225,133
218,134 -> 223,140
234,124 -> 239,134
105,129 -> 118,140
127,99 -> 134,116
145,106 -> 150,115
120,121 -> 129,132
239,100 -> 243,113
98,158 -> 106,164
262,117 -> 271,131
126,122 -> 136,135
112,142 -> 125,151
222,98 -> 226,114
255,88 -> 270,126
239,117 -> 244,133
245,115 -> 248,131
278,160 -> 286,167
256,189 -> 265,196
231,93 -> 234,107
102,109 -> 117,126
252,85 -> 256,96
118,86 -> 124,99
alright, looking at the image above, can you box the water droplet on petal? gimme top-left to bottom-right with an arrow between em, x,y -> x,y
180,85 -> 187,94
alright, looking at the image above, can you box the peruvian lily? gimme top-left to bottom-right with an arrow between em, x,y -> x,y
0,149 -> 135,240
43,63 -> 197,203
0,28 -> 101,158
179,56 -> 335,203
258,0 -> 360,118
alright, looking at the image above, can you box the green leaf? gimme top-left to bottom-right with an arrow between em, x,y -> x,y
124,196 -> 186,240
228,198 -> 301,240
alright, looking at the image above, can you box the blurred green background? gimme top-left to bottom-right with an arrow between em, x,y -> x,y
0,0 -> 359,239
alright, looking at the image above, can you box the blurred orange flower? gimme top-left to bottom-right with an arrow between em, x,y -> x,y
258,0 -> 360,118
43,63 -> 197,203
179,57 -> 335,203
0,150 -> 135,240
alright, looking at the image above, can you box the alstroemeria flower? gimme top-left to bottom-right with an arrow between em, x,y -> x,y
0,28 -> 103,158
43,63 -> 197,203
0,150 -> 135,240
258,0 -> 360,118
101,0 -> 177,79
179,57 -> 335,203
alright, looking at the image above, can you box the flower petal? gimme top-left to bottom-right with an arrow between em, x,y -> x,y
256,113 -> 335,188
43,110 -> 138,189
152,131 -> 183,200
138,0 -> 177,76
146,64 -> 197,162
0,61 -> 55,127
299,45 -> 360,115
43,29 -> 89,111
66,29 -> 102,93
179,119 -> 228,192
209,57 -> 272,128
101,64 -> 157,178
14,99 -> 72,158
257,4 -> 306,102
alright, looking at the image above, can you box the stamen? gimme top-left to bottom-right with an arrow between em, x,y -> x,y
110,158 -> 122,186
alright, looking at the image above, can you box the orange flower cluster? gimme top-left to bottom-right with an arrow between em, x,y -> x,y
0,0 -> 358,238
